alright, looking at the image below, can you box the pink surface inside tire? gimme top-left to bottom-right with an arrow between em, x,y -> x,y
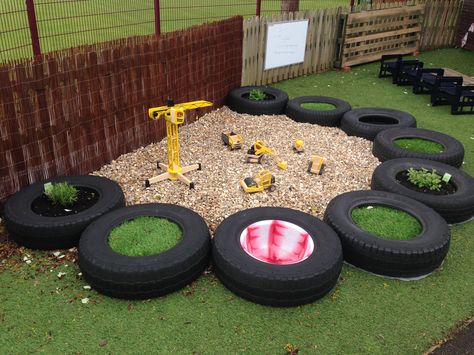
212,207 -> 343,307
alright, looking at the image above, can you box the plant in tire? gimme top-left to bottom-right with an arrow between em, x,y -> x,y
226,86 -> 289,115
248,89 -> 266,101
212,207 -> 343,307
78,204 -> 211,299
371,158 -> 474,224
4,175 -> 125,250
43,182 -> 78,206
407,168 -> 442,191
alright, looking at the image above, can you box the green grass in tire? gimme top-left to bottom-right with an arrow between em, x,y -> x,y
109,217 -> 182,257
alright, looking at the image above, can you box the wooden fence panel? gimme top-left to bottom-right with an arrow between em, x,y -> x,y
419,0 -> 464,51
0,17 -> 243,208
242,8 -> 342,86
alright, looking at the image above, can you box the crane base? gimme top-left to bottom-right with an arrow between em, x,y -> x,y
145,162 -> 200,189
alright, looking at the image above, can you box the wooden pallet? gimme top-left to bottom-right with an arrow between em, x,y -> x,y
337,5 -> 424,67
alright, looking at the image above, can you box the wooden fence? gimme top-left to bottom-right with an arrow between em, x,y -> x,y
0,17 -> 243,207
242,8 -> 342,86
457,0 -> 474,51
419,0 -> 464,51
338,5 -> 424,67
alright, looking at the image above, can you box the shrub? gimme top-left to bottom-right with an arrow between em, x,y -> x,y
407,168 -> 442,191
44,182 -> 78,206
248,89 -> 266,101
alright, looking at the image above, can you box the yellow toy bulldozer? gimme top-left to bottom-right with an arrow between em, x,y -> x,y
222,131 -> 243,150
240,169 -> 276,193
246,140 -> 288,170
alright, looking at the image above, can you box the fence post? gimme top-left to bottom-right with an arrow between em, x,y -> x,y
25,0 -> 42,59
256,0 -> 262,16
154,0 -> 161,36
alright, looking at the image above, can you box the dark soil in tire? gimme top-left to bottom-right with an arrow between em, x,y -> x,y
323,190 -> 450,278
371,158 -> 474,224
285,96 -> 351,126
226,86 -> 288,115
212,207 -> 343,307
78,203 -> 211,299
31,187 -> 100,217
4,175 -> 125,250
373,127 -> 465,167
341,108 -> 417,141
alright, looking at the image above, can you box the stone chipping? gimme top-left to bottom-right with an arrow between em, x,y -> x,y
93,107 -> 380,234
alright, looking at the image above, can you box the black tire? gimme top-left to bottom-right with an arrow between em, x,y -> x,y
323,190 -> 450,278
212,207 -> 343,307
371,158 -> 474,224
226,86 -> 288,115
78,204 -> 211,299
373,127 -> 465,167
341,108 -> 417,141
4,175 -> 125,250
285,96 -> 351,126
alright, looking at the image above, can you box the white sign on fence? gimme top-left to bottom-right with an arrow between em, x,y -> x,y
264,19 -> 309,70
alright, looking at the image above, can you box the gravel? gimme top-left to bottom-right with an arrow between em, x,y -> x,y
93,107 -> 380,233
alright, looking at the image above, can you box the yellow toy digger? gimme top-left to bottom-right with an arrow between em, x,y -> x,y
222,131 -> 243,150
240,169 -> 276,193
246,140 -> 288,170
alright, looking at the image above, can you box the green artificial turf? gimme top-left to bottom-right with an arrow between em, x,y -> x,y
301,102 -> 337,111
351,205 -> 422,240
1,49 -> 473,355
394,138 -> 445,153
108,217 -> 182,257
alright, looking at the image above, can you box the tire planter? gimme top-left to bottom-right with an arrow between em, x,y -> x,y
341,108 -> 417,141
371,158 -> 474,224
285,96 -> 352,126
226,86 -> 289,115
323,190 -> 450,279
212,207 -> 343,307
78,203 -> 211,299
373,127 -> 465,167
4,175 -> 125,250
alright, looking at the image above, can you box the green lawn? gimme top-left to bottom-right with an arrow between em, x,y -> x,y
0,0 -> 348,62
1,48 -> 473,354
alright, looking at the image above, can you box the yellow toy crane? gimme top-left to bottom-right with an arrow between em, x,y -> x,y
145,99 -> 213,189
246,140 -> 288,170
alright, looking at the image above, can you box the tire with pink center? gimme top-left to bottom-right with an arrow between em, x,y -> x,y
212,207 -> 343,307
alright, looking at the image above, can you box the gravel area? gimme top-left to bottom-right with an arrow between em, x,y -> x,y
93,107 -> 380,233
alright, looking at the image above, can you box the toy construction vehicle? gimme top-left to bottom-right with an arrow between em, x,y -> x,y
222,131 -> 243,150
246,140 -> 288,170
308,155 -> 326,175
240,169 -> 276,193
293,139 -> 304,154
145,99 -> 213,189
